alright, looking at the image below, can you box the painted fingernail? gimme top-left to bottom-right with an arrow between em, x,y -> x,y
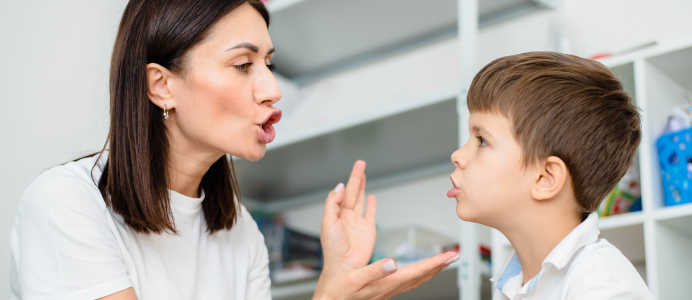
444,254 -> 460,266
334,183 -> 344,193
382,260 -> 398,273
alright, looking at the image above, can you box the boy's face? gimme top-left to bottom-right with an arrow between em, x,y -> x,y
448,112 -> 534,227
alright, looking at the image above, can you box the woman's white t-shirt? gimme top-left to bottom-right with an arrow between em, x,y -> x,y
10,154 -> 272,300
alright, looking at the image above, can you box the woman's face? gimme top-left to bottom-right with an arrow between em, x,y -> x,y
169,3 -> 282,162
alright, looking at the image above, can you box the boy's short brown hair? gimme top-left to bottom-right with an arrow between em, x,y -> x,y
467,52 -> 641,217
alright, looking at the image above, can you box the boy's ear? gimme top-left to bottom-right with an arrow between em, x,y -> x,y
146,63 -> 178,110
531,156 -> 569,201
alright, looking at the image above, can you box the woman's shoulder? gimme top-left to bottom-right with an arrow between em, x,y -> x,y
229,204 -> 260,233
213,204 -> 264,241
20,153 -> 107,217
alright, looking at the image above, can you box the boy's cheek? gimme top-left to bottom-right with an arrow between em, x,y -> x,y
453,183 -> 485,223
455,176 -> 504,223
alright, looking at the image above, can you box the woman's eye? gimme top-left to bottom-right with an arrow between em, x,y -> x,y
235,62 -> 253,73
477,136 -> 488,147
266,64 -> 277,72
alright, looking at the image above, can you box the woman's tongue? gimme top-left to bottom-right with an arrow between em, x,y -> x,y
259,123 -> 275,144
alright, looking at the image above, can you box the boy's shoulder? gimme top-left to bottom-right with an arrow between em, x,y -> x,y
563,238 -> 653,299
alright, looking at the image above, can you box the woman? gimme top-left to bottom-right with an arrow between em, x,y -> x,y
9,1 -> 458,299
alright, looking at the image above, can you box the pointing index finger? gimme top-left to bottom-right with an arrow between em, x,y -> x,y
343,160 -> 366,210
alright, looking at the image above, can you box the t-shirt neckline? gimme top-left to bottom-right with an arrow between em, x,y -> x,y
169,189 -> 205,221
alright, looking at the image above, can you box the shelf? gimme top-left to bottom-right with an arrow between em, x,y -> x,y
597,37 -> 692,71
271,279 -> 318,300
235,98 -> 459,203
269,85 -> 459,151
652,214 -> 692,300
598,212 -> 644,231
654,203 -> 692,233
267,0 -> 552,79
646,42 -> 692,92
270,264 -> 480,300
638,42 -> 692,210
598,223 -> 647,280
609,62 -> 637,101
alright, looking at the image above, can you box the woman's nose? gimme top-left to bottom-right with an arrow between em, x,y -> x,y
255,67 -> 282,106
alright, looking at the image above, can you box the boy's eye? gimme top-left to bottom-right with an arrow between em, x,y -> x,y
476,135 -> 488,147
235,62 -> 253,73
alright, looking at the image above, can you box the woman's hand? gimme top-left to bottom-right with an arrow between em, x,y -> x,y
314,160 -> 460,300
313,160 -> 376,297
320,160 -> 377,274
316,252 -> 460,300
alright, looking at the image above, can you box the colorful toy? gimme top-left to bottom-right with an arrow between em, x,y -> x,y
657,127 -> 692,207
599,154 -> 642,217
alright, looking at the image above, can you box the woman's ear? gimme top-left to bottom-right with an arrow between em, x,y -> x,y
531,156 -> 569,201
146,63 -> 177,110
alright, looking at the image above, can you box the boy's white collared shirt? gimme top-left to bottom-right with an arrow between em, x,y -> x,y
490,213 -> 654,300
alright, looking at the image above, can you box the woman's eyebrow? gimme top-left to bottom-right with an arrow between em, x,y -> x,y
226,42 -> 258,52
225,42 -> 275,56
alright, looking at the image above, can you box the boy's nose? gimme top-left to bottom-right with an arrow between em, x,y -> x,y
451,148 -> 467,170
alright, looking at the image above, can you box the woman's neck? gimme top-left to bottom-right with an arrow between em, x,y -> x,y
167,137 -> 224,198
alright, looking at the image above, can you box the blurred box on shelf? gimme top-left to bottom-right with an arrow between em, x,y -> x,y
252,210 -> 323,284
372,226 -> 454,267
371,226 -> 493,276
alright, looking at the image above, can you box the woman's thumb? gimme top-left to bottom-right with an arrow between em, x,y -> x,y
348,259 -> 398,287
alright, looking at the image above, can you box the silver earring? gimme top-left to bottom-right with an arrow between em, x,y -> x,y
163,104 -> 169,120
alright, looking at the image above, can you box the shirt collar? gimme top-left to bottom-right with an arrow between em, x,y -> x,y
542,212 -> 600,270
170,189 -> 205,222
490,212 -> 601,297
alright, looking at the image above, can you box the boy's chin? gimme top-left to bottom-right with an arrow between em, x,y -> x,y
456,205 -> 496,228
456,205 -> 480,223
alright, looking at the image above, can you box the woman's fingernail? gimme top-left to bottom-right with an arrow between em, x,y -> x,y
382,260 -> 398,273
334,183 -> 344,193
444,254 -> 460,266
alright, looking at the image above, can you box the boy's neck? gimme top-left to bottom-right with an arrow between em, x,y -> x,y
499,207 -> 582,286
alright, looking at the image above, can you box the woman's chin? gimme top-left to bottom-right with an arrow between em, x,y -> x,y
242,145 -> 267,161
227,143 -> 266,161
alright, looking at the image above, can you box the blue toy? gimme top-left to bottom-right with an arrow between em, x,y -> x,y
657,127 -> 692,207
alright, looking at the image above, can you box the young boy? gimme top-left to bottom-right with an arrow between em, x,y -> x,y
447,52 -> 653,299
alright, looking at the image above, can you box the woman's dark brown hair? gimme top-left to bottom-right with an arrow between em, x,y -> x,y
98,0 -> 270,234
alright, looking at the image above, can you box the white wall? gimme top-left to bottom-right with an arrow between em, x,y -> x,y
0,0 -> 127,297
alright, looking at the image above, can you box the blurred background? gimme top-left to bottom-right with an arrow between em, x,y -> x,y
1,0 -> 692,299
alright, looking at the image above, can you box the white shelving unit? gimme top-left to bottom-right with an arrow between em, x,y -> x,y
235,1 -> 562,299
632,39 -> 692,300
